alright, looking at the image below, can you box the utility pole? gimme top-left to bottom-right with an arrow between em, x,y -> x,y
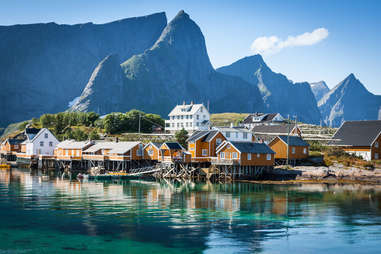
138,113 -> 141,134
286,115 -> 290,166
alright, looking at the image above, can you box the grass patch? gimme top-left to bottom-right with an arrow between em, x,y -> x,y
210,113 -> 249,126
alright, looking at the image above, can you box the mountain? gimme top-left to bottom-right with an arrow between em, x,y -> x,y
310,81 -> 329,101
217,55 -> 321,124
318,74 -> 381,127
0,12 -> 167,127
71,10 -> 264,116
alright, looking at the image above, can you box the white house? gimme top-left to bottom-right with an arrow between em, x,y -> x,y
23,128 -> 59,156
165,102 -> 210,133
242,113 -> 285,129
213,125 -> 254,142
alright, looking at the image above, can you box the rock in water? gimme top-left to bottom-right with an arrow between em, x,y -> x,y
72,10 -> 264,116
217,55 -> 321,124
310,81 -> 330,102
0,12 -> 167,127
318,73 -> 381,127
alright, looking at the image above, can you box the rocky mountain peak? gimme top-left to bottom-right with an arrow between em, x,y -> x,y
310,81 -> 329,102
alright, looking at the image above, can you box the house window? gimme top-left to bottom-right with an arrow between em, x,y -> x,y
202,149 -> 208,156
49,141 -> 53,147
189,122 -> 192,127
374,153 -> 379,160
247,153 -> 251,160
172,123 -> 175,127
243,132 -> 248,139
196,122 -> 199,126
190,115 -> 192,119
292,147 -> 296,154
227,144 -> 231,149
189,147 -> 194,151
177,123 -> 180,128
186,115 -> 188,119
375,142 -> 379,148
136,149 -> 140,156
65,150 -> 68,156
257,153 -> 260,158
196,115 -> 199,120
200,107 -> 203,112
148,149 -> 154,156
226,132 -> 231,138
232,152 -> 238,159
181,115 -> 183,119
220,152 -> 225,159
40,141 -> 44,147
235,132 -> 239,138
216,138 -> 222,146
303,148 -> 307,154
266,154 -> 271,160
203,115 -> 206,119
177,116 -> 180,119
44,133 -> 48,138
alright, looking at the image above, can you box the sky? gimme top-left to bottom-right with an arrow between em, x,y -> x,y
1,0 -> 380,93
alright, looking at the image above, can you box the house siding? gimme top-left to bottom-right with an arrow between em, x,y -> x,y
269,138 -> 309,159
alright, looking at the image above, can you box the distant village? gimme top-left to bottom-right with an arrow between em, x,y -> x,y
1,102 -> 380,179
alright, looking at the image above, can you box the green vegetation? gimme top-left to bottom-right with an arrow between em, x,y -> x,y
210,113 -> 249,126
103,110 -> 164,134
175,128 -> 189,148
1,110 -> 164,142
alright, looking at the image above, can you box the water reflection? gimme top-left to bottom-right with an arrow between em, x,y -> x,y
1,169 -> 381,253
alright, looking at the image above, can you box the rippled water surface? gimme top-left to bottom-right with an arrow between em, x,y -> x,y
1,169 -> 381,253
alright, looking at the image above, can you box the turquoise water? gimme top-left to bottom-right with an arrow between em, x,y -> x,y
1,169 -> 381,253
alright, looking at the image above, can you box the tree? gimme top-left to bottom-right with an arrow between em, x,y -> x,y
175,128 -> 188,148
89,130 -> 100,140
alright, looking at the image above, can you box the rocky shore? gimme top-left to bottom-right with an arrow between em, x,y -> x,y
261,164 -> 381,184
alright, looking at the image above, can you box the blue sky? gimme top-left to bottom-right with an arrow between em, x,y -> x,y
1,0 -> 380,93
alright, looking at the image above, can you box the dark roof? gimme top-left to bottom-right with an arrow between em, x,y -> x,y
230,141 -> 275,154
164,142 -> 183,150
187,131 -> 209,142
330,120 -> 381,146
252,124 -> 296,134
277,135 -> 309,147
243,113 -> 282,124
25,127 -> 41,140
187,130 -> 220,142
151,142 -> 163,149
6,139 -> 23,145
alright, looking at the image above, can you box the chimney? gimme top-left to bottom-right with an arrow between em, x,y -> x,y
190,101 -> 194,105
116,137 -> 119,143
183,101 -> 186,105
230,122 -> 234,128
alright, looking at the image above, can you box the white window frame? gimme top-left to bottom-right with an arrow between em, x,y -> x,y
44,133 -> 48,139
292,147 -> 296,154
40,141 -> 44,147
226,132 -> 230,138
303,148 -> 307,154
243,132 -> 248,139
266,154 -> 271,160
232,152 -> 238,159
375,141 -> 379,148
49,141 -> 53,147
257,153 -> 260,158
220,152 -> 225,159
202,149 -> 208,156
375,153 -> 379,160
148,149 -> 154,156
247,153 -> 251,160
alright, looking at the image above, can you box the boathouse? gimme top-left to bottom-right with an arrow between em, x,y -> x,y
159,142 -> 191,163
215,141 -> 275,166
144,142 -> 163,161
54,140 -> 94,160
187,130 -> 226,162
269,135 -> 309,160
329,120 -> 381,161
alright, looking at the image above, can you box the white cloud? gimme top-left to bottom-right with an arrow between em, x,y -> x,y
250,28 -> 329,55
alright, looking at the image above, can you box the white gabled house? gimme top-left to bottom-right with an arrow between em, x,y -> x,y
165,102 -> 210,133
242,113 -> 285,129
23,128 -> 59,156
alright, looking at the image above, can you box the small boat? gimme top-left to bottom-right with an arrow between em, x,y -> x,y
0,164 -> 11,170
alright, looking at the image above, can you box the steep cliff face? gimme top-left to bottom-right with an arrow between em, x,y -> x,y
310,81 -> 330,102
72,10 -> 264,116
217,55 -> 321,124
318,74 -> 381,127
0,12 -> 167,127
